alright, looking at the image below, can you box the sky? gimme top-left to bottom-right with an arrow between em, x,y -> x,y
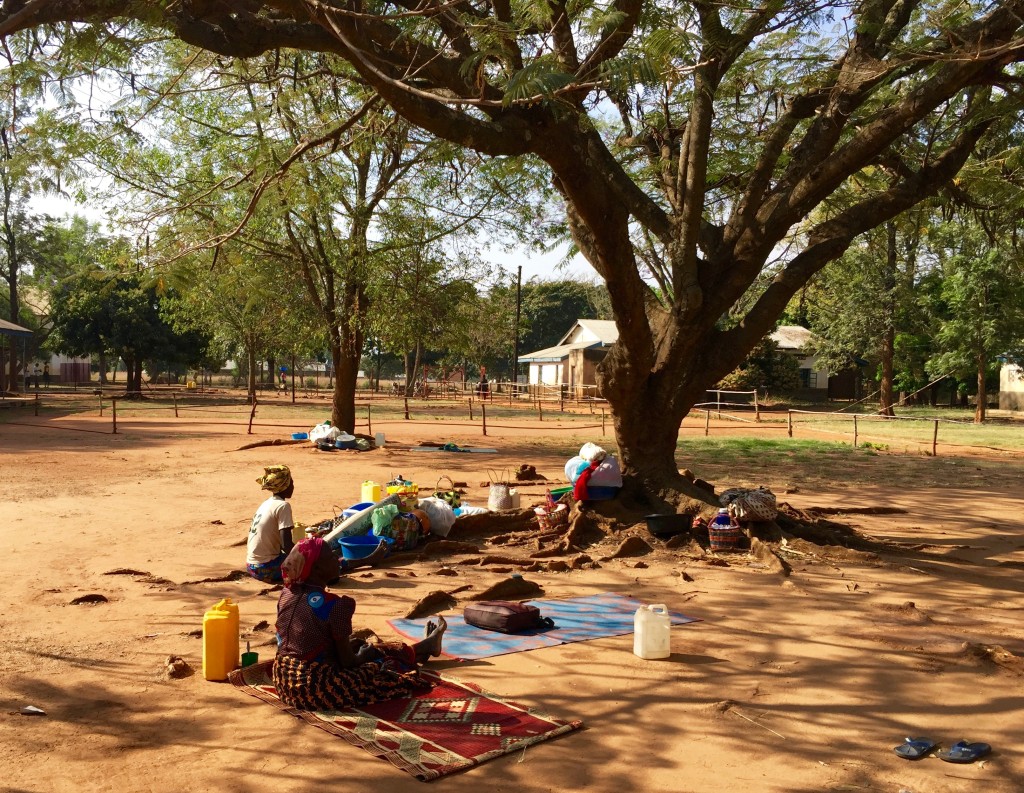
29,192 -> 600,286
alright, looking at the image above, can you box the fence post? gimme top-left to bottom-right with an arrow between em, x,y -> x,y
469,398 -> 474,421
754,390 -> 760,422
112,397 -> 118,434
367,404 -> 372,435
404,397 -> 409,421
559,391 -> 564,412
99,394 -> 104,416
173,392 -> 179,418
601,407 -> 606,436
932,419 -> 939,456
482,403 -> 487,436
787,410 -> 793,438
34,392 -> 39,416
705,409 -> 710,437
247,398 -> 257,435
853,414 -> 858,448
538,400 -> 543,421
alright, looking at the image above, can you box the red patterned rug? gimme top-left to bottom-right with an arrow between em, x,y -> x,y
228,660 -> 583,781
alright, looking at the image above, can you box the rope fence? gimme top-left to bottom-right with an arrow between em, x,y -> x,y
6,389 -> 1019,454
785,409 -> 1011,456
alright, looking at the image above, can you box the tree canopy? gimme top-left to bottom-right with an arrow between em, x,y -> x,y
4,0 -> 1024,504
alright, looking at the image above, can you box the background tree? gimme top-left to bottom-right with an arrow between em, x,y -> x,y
922,220 -> 1024,422
804,213 -> 930,415
50,266 -> 213,395
517,280 -> 612,356
716,337 -> 800,397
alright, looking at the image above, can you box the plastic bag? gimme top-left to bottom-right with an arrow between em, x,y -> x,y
309,423 -> 342,444
371,504 -> 400,533
417,496 -> 456,537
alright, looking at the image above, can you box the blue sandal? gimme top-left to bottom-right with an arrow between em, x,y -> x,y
893,737 -> 937,760
936,741 -> 991,763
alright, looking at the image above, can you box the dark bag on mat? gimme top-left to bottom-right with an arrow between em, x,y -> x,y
463,601 -> 555,634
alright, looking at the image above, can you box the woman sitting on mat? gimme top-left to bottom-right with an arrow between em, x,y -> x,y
273,537 -> 447,710
247,465 -> 386,584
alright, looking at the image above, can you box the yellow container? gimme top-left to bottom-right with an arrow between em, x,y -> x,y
202,598 -> 240,681
387,483 -> 419,510
361,480 -> 381,503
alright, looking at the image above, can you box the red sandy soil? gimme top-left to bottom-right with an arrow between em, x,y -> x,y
0,411 -> 1022,793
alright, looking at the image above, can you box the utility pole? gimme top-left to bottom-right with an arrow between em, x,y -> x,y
512,265 -> 522,387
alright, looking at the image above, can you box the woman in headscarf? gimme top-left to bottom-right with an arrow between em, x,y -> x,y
246,465 -> 387,584
246,465 -> 297,583
273,537 -> 447,710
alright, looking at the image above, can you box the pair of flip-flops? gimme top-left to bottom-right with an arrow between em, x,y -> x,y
894,737 -> 992,763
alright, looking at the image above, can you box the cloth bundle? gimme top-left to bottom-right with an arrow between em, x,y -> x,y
719,487 -> 778,522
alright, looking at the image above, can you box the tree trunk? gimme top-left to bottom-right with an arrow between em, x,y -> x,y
975,351 -> 987,423
246,344 -> 257,402
328,282 -> 366,433
329,328 -> 360,433
878,222 -> 897,417
598,342 -> 718,509
929,381 -> 939,407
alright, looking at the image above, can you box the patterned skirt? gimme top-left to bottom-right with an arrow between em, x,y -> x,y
273,647 -> 427,711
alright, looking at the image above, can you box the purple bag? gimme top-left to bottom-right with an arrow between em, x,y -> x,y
463,601 -> 555,634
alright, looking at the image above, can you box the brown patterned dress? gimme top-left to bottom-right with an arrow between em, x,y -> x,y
273,584 -> 427,710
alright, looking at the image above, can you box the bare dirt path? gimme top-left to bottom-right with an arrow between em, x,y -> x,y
1,415 -> 1021,793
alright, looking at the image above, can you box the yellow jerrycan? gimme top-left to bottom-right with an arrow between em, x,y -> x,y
202,598 -> 240,681
361,480 -> 381,503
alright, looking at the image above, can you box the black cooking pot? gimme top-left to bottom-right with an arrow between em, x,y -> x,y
645,513 -> 690,537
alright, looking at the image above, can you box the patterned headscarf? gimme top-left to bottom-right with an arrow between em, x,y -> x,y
281,537 -> 325,586
257,465 -> 292,494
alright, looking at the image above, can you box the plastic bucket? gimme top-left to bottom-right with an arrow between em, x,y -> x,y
338,534 -> 394,561
585,485 -> 620,501
341,501 -> 375,521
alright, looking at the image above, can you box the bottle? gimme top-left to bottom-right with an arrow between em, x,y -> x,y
633,604 -> 671,659
202,598 -> 240,681
710,507 -> 732,527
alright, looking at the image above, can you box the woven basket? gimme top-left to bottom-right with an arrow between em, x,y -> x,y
534,503 -> 569,531
709,524 -> 742,551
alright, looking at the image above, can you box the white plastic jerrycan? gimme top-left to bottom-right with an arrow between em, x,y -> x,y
633,603 -> 671,659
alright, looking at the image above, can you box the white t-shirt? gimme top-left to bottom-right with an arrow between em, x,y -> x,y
246,495 -> 295,565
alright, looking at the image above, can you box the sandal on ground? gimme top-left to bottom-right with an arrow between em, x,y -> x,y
936,741 -> 991,764
893,737 -> 937,760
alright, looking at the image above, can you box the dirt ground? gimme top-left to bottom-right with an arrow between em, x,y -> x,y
1,411 -> 1022,793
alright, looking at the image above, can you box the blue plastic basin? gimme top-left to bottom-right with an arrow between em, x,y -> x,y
341,502 -> 375,520
291,432 -> 308,440
337,534 -> 394,560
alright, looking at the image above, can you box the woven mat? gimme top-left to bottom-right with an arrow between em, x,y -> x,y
229,660 -> 582,781
388,592 -> 700,661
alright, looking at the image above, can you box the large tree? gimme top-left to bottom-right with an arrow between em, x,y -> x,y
5,1 -> 1024,506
